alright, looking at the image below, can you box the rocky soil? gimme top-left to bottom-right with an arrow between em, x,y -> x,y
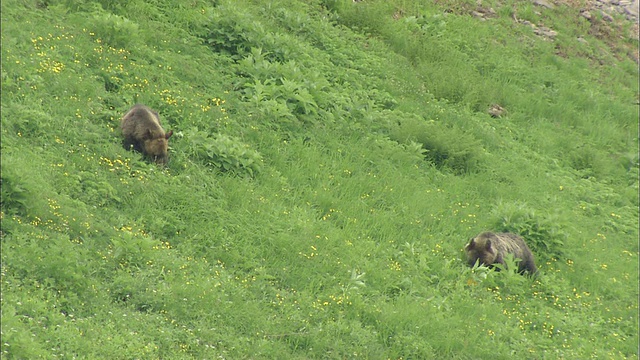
586,0 -> 638,22
471,0 -> 638,23
466,0 -> 639,62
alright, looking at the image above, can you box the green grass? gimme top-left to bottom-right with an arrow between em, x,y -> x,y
1,0 -> 638,358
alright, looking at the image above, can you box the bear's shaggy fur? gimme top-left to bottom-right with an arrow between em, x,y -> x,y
465,232 -> 538,274
120,104 -> 173,165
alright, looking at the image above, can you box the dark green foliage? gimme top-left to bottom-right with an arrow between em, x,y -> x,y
201,4 -> 256,58
0,173 -> 28,216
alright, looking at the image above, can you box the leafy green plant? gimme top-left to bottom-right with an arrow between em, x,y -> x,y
469,254 -> 531,290
2,104 -> 55,139
0,174 -> 28,216
491,201 -> 567,261
184,129 -> 263,177
89,10 -> 139,48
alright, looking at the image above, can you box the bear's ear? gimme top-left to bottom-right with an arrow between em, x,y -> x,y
466,238 -> 475,249
165,130 -> 173,139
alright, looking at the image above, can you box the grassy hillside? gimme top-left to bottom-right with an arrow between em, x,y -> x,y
1,0 -> 638,358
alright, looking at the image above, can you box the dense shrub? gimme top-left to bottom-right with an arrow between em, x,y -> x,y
0,173 -> 28,216
183,129 -> 263,177
491,201 -> 568,262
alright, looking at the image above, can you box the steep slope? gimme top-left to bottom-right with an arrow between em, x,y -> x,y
1,0 -> 638,358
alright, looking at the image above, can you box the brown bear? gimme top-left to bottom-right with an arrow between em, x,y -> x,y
120,104 -> 173,165
464,232 -> 538,275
